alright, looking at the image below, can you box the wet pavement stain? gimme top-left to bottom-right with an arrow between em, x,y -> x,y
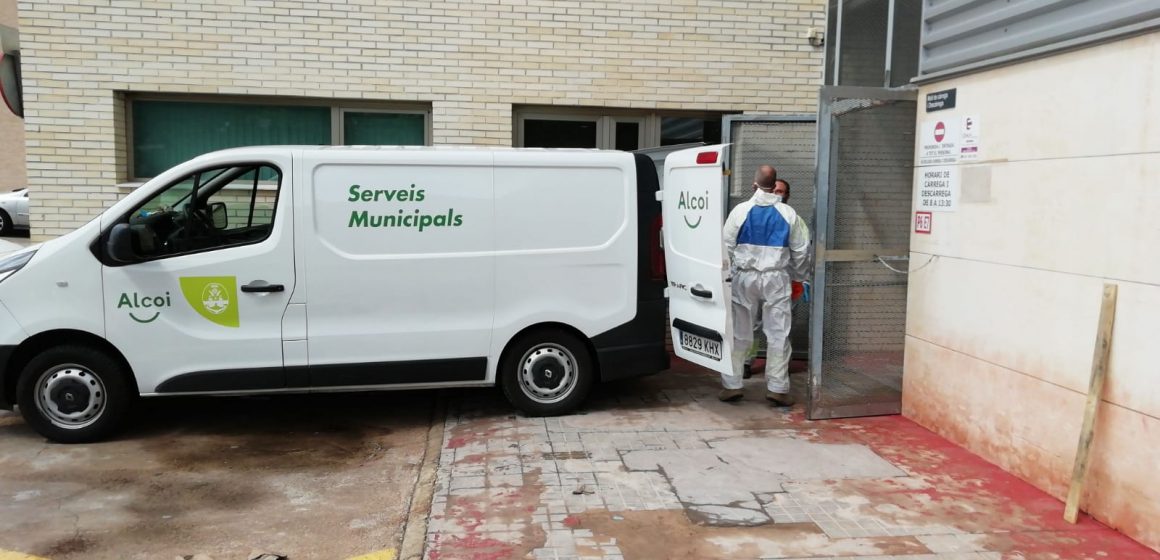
0,390 -> 438,560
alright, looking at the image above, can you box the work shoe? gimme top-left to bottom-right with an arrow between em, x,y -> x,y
718,389 -> 744,402
765,391 -> 795,407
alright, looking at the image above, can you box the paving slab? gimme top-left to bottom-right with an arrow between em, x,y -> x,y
425,359 -> 1160,560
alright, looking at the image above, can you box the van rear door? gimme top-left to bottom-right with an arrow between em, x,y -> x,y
662,145 -> 732,374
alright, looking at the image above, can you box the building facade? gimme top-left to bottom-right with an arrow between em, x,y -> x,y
18,0 -> 826,238
904,3 -> 1160,551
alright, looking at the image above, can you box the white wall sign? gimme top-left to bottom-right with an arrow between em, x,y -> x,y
917,166 -> 959,212
919,119 -> 960,165
960,115 -> 981,161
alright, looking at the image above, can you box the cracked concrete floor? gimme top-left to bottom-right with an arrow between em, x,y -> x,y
425,359 -> 1159,560
0,392 -> 435,560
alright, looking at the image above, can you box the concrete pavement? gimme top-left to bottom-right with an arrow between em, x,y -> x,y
0,353 -> 1156,559
424,359 -> 1159,560
0,392 -> 438,560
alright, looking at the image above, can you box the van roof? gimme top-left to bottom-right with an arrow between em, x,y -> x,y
199,145 -> 633,158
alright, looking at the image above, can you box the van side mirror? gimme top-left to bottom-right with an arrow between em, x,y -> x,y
209,201 -> 228,230
106,223 -> 138,263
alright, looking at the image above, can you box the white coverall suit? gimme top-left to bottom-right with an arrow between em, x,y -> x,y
722,190 -> 811,393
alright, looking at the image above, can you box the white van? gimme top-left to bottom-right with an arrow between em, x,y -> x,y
0,145 -> 734,442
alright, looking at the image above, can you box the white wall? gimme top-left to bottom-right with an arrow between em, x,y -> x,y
903,31 -> 1160,551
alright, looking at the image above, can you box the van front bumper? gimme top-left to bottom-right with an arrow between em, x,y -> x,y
0,301 -> 27,410
0,345 -> 13,409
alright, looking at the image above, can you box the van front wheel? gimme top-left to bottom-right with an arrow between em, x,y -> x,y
500,330 -> 594,416
16,346 -> 132,443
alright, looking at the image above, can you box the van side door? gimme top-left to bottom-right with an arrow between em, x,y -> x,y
101,155 -> 296,394
299,150 -> 496,387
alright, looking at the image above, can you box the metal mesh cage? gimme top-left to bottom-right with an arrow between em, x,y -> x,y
727,119 -> 817,361
810,94 -> 916,418
831,99 -> 915,252
814,260 -> 907,412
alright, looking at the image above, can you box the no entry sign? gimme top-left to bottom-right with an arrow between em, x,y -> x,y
920,120 -> 960,166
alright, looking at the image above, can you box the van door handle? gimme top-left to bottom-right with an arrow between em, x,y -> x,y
690,285 -> 713,299
241,282 -> 285,293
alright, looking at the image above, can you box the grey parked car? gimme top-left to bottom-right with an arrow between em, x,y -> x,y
0,188 -> 28,234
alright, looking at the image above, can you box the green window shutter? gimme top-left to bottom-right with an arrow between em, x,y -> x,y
132,100 -> 331,178
342,112 -> 425,146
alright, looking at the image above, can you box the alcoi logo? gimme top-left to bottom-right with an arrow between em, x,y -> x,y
678,190 -> 710,229
179,276 -> 239,328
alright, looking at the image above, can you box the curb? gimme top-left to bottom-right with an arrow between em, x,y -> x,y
398,391 -> 447,560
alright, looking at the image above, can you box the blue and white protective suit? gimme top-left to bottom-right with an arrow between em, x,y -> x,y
722,190 -> 811,392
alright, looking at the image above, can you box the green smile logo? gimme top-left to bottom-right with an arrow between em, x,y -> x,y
180,276 -> 239,328
677,190 -> 709,230
131,311 -> 160,323
117,292 -> 171,324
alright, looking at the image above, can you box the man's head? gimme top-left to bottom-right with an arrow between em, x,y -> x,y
752,165 -> 777,192
773,179 -> 790,202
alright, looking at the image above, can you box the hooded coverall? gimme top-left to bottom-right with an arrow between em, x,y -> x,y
722,190 -> 811,393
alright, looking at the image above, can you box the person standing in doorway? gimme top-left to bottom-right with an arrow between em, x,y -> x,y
720,166 -> 811,406
742,177 -> 808,378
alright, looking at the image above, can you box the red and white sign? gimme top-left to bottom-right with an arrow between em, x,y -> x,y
919,120 -> 960,166
914,211 -> 932,234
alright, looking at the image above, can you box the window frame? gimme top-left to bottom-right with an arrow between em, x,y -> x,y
514,106 -> 735,150
125,94 -> 432,182
100,161 -> 285,267
336,107 -> 431,147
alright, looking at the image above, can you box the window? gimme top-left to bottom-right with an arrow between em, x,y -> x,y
342,111 -> 426,145
826,0 -> 922,87
515,109 -> 730,150
523,118 -> 599,148
614,121 -> 642,151
130,98 -> 429,180
660,117 -> 722,146
121,163 -> 282,260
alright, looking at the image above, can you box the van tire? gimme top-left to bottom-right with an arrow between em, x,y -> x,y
16,346 -> 132,443
500,329 -> 594,417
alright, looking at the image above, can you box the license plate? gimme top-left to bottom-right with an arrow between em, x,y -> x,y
679,330 -> 722,361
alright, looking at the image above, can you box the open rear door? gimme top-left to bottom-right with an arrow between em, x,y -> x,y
662,145 -> 732,374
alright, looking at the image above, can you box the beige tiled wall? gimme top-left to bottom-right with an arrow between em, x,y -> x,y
18,0 -> 826,237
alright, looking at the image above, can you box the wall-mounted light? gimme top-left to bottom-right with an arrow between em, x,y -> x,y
806,27 -> 825,48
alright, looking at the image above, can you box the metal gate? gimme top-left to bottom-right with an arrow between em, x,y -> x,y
808,86 -> 917,420
722,115 -> 817,360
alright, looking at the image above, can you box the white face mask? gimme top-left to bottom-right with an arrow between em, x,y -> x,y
753,190 -> 783,205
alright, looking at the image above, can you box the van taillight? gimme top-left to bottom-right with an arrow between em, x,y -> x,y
696,152 -> 718,165
650,215 -> 666,280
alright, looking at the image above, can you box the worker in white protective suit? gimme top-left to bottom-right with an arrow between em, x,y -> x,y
720,165 -> 811,406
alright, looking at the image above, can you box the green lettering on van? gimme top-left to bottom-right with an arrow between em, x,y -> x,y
117,291 -> 172,324
348,209 -> 463,230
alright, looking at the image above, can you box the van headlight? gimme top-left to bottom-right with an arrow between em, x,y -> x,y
0,250 -> 36,283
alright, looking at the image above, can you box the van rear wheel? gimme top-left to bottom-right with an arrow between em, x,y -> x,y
501,329 -> 594,416
16,346 -> 132,443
